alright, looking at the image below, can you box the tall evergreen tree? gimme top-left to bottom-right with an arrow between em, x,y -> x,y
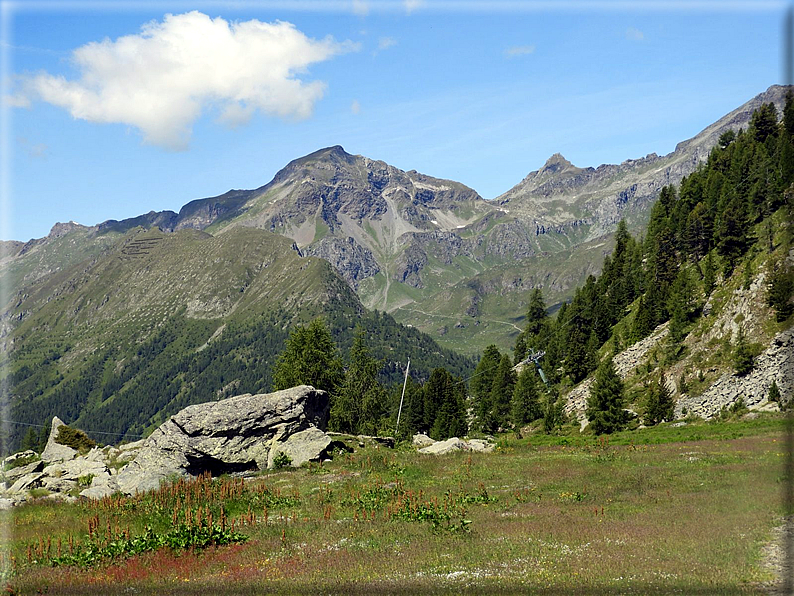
272,317 -> 344,394
630,295 -> 654,343
426,368 -> 467,440
511,366 -> 542,427
703,251 -> 716,297
488,354 -> 517,432
645,373 -> 674,425
767,258 -> 794,321
716,187 -> 749,275
398,376 -> 425,438
586,356 -> 629,435
19,428 -> 39,452
330,327 -> 387,434
733,328 -> 754,377
472,345 -> 501,431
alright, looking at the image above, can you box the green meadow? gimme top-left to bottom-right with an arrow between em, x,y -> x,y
3,413 -> 789,595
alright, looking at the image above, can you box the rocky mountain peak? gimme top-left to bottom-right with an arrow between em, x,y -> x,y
48,221 -> 87,238
542,152 -> 574,172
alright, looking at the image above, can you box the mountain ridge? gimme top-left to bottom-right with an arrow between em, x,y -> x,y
5,84 -> 790,355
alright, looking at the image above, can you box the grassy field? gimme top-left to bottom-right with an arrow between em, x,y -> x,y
2,414 -> 790,595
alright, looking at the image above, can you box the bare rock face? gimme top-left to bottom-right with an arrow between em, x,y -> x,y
117,385 -> 330,495
40,416 -> 78,463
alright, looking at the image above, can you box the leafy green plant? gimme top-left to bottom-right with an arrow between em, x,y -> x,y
272,451 -> 292,470
77,474 -> 94,488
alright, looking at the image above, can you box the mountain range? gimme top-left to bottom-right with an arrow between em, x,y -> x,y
5,85 -> 787,358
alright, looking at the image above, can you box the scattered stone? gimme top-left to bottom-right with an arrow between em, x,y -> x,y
8,471 -> 46,494
271,427 -> 333,468
419,438 -> 467,455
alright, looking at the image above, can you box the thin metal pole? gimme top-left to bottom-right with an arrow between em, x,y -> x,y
395,358 -> 410,435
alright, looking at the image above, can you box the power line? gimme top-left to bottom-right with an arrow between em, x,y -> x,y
1,419 -> 145,439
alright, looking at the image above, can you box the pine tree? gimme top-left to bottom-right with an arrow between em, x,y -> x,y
511,366 -> 541,427
542,391 -> 563,434
472,345 -> 501,431
716,187 -> 749,275
703,251 -> 716,297
645,373 -> 674,425
586,356 -> 628,435
733,329 -> 754,376
488,354 -> 517,432
767,258 -> 794,321
426,368 -> 466,440
630,295 -> 654,343
330,328 -> 387,434
524,288 -> 548,338
272,317 -> 344,393
400,376 -> 425,437
19,428 -> 39,452
750,102 -> 779,145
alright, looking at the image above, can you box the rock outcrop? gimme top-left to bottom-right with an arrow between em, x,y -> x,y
675,327 -> 794,419
117,385 -> 331,495
40,416 -> 77,463
0,437 -> 142,506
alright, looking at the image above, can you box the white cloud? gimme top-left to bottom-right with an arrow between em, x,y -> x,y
351,99 -> 361,114
352,0 -> 370,16
404,0 -> 423,15
626,27 -> 645,41
505,45 -> 535,58
16,12 -> 359,150
3,93 -> 30,108
378,37 -> 397,51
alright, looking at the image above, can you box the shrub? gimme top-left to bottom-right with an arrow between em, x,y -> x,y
55,425 -> 97,454
272,451 -> 292,470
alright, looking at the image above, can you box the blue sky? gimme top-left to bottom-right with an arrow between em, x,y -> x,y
1,1 -> 787,241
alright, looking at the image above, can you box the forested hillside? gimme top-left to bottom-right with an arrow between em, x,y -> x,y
467,95 -> 794,434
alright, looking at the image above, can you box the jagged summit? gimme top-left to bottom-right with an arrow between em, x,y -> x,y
542,152 -> 574,170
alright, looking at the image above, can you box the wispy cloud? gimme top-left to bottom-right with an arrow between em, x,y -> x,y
626,27 -> 645,41
378,36 -> 397,51
351,100 -> 361,114
17,137 -> 48,159
504,44 -> 536,58
13,12 -> 359,151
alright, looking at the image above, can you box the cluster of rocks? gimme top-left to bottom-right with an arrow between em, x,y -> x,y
1,386 -> 340,506
0,417 -> 144,509
675,327 -> 793,419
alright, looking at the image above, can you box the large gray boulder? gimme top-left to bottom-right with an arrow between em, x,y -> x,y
117,385 -> 330,495
40,417 -> 78,463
